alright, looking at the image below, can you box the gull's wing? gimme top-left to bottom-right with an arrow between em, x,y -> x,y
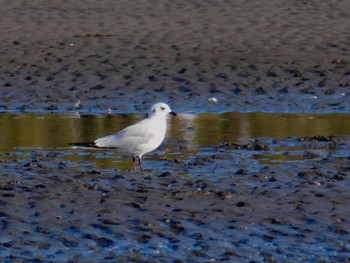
94,119 -> 155,149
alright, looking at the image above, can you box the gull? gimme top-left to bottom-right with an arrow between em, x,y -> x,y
69,102 -> 176,172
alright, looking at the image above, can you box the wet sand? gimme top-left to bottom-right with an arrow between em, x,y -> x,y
1,0 -> 350,261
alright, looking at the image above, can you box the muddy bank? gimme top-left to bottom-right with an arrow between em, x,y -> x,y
2,41 -> 350,114
1,0 -> 350,113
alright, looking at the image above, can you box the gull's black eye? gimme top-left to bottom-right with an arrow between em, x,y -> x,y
161,107 -> 165,110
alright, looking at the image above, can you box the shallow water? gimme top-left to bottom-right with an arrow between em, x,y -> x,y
1,112 -> 350,170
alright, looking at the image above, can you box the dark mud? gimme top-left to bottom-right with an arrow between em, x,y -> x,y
1,1 -> 350,114
1,135 -> 350,262
1,40 -> 350,114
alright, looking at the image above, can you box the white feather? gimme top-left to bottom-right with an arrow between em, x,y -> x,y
94,102 -> 174,158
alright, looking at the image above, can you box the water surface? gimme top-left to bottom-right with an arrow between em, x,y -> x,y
1,112 -> 350,170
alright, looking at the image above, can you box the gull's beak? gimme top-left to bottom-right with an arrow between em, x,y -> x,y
169,111 -> 177,116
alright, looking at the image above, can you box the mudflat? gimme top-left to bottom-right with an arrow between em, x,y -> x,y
0,0 -> 350,262
1,0 -> 349,113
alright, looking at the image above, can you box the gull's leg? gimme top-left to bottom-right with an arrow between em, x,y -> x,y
132,157 -> 137,172
138,157 -> 143,173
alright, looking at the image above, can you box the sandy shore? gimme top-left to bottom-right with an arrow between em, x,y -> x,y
1,0 -> 350,113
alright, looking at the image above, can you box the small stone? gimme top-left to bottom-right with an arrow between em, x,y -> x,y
179,86 -> 190,93
236,201 -> 246,207
158,172 -> 171,177
178,68 -> 187,74
91,85 -> 105,90
255,87 -> 267,94
96,237 -> 115,247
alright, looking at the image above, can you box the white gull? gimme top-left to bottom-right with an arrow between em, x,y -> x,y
69,102 -> 176,172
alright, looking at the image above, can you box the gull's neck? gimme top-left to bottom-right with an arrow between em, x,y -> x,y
148,113 -> 166,120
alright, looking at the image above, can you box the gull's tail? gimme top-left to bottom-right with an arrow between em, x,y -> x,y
68,142 -> 99,148
68,142 -> 118,149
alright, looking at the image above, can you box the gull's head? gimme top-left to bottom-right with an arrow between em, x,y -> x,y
148,102 -> 176,118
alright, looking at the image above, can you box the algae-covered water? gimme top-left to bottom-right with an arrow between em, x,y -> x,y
1,112 -> 350,170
